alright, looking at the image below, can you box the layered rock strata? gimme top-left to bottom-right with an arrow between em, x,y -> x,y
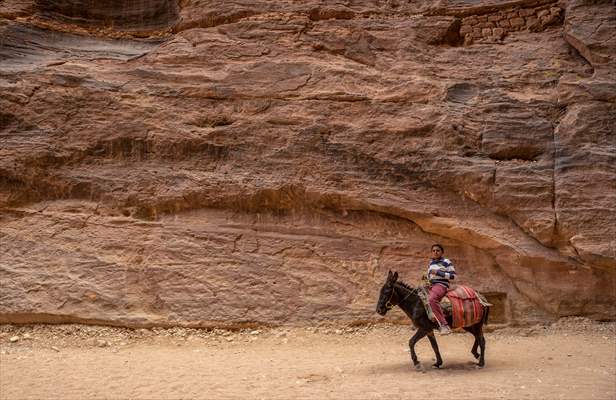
459,3 -> 563,43
0,0 -> 614,328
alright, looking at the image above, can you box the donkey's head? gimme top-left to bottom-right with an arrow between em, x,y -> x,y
376,270 -> 398,316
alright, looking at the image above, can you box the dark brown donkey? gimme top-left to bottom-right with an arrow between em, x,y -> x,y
376,270 -> 490,369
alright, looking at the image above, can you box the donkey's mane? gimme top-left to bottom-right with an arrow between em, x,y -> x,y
396,280 -> 416,292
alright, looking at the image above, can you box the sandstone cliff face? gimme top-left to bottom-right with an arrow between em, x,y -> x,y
1,0 -> 614,328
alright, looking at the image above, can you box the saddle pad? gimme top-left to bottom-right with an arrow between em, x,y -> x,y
447,285 -> 478,300
418,285 -> 490,328
446,285 -> 484,328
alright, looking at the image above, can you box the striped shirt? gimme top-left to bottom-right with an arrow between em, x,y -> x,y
427,257 -> 456,288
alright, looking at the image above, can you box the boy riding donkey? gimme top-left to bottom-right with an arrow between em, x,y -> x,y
426,244 -> 456,335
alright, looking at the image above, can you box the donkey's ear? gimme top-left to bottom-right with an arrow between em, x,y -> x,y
387,270 -> 393,280
392,271 -> 398,282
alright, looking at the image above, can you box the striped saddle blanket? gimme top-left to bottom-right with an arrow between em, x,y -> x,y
418,285 -> 491,329
445,285 -> 490,328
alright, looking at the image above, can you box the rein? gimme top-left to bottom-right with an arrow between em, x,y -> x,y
386,284 -> 417,310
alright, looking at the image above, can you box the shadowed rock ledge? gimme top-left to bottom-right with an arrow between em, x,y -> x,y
1,0 -> 614,328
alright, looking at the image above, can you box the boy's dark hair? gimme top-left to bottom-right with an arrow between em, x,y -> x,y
431,243 -> 444,252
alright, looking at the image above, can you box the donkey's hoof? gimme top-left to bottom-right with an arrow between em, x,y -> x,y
414,363 -> 422,371
432,363 -> 442,369
475,363 -> 485,369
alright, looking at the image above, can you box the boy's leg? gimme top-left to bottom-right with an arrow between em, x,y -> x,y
428,284 -> 449,327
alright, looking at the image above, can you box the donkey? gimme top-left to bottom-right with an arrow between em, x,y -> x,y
376,270 -> 489,369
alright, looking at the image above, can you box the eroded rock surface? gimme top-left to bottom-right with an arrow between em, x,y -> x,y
1,0 -> 614,328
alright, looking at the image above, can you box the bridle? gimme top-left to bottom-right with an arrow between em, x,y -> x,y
385,284 -> 417,310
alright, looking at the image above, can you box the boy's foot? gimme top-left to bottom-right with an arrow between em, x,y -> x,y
438,325 -> 452,335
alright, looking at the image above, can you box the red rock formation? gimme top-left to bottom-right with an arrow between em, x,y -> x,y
1,0 -> 614,328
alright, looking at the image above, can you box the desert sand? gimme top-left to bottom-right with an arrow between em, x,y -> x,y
1,318 -> 614,400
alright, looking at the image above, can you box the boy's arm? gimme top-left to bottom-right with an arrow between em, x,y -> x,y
427,264 -> 436,280
435,259 -> 456,280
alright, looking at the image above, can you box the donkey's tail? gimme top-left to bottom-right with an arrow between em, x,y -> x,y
482,305 -> 490,326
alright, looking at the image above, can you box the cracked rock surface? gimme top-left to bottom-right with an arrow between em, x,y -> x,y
1,0 -> 614,327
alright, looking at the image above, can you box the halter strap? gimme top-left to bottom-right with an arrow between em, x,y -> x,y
386,284 -> 417,310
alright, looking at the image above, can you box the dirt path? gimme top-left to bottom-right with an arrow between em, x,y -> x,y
1,318 -> 614,400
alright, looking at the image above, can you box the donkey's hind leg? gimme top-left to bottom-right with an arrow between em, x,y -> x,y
477,329 -> 486,368
465,324 -> 486,368
464,325 -> 481,360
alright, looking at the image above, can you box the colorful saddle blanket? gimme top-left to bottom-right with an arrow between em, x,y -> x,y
418,285 -> 491,329
447,285 -> 490,328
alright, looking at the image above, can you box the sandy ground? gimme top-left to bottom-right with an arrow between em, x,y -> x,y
0,318 -> 614,400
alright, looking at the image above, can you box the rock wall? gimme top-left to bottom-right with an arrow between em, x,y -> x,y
459,3 -> 563,44
35,0 -> 179,34
0,0 -> 614,328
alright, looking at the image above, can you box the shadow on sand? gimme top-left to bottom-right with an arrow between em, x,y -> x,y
364,358 -> 507,375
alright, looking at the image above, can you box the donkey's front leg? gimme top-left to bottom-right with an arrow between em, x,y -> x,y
409,329 -> 428,370
426,332 -> 443,368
